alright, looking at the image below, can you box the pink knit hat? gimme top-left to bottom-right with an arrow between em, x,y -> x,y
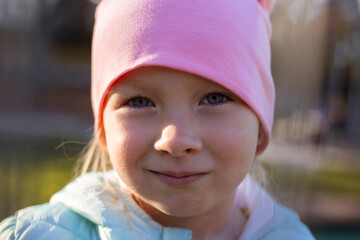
91,0 -> 276,153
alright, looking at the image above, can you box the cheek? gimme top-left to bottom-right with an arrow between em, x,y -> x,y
104,117 -> 153,182
205,117 -> 259,174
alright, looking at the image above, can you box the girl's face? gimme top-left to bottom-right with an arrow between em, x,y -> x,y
103,66 -> 260,219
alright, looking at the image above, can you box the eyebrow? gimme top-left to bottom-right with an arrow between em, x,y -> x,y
111,77 -> 147,90
108,77 -> 164,99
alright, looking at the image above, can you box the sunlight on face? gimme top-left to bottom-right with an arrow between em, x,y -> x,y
103,66 -> 260,222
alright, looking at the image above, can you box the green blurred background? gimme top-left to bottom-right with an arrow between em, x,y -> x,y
0,0 -> 360,239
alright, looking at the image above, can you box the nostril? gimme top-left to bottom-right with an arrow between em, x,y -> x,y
154,142 -> 200,157
185,148 -> 194,154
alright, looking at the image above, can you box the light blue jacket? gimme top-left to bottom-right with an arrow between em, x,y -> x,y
0,171 -> 315,240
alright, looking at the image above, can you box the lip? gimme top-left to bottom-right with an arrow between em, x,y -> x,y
150,170 -> 207,186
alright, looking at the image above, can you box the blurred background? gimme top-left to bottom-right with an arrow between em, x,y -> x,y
0,0 -> 359,239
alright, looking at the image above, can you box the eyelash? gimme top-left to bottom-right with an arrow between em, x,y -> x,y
200,92 -> 232,105
121,92 -> 232,108
123,96 -> 154,108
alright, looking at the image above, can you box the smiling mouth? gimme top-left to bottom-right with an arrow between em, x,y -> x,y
149,170 -> 207,186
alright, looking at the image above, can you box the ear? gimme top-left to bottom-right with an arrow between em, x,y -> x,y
255,128 -> 267,155
97,125 -> 108,147
257,0 -> 276,15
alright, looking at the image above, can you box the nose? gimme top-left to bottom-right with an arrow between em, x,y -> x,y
154,124 -> 202,157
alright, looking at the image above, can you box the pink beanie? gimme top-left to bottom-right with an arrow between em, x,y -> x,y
91,0 -> 276,153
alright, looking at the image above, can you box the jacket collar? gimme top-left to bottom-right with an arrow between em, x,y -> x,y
50,171 -> 274,240
50,171 -> 191,240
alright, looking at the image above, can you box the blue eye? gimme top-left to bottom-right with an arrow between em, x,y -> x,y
202,93 -> 229,105
126,97 -> 154,108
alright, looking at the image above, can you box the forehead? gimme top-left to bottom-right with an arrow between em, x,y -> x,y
110,66 -> 230,93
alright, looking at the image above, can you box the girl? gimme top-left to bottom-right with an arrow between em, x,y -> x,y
0,0 -> 315,239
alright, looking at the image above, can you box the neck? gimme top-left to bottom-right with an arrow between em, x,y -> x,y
134,193 -> 247,240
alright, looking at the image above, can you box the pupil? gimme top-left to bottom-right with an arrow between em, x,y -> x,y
132,98 -> 148,107
208,94 -> 223,104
